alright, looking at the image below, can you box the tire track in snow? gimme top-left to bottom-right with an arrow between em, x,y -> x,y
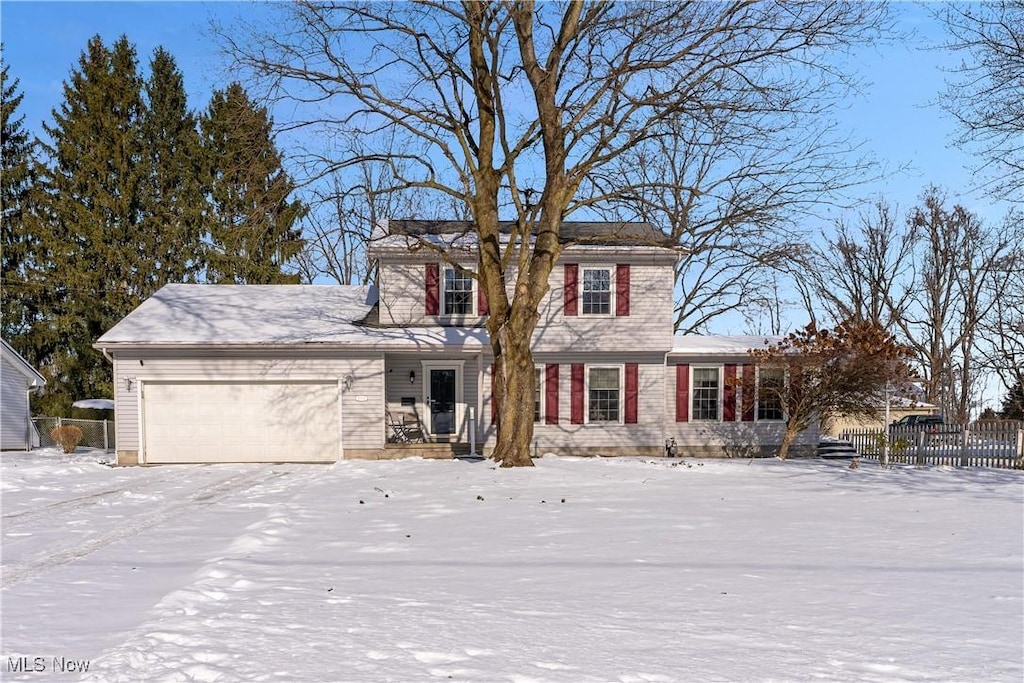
1,465 -> 290,589
1,468 -> 186,531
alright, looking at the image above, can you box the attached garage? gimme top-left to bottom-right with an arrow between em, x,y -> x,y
141,380 -> 340,463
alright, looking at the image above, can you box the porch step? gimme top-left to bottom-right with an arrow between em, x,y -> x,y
382,442 -> 473,460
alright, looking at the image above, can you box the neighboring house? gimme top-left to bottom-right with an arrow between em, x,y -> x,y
825,395 -> 941,437
96,220 -> 812,465
1,339 -> 46,451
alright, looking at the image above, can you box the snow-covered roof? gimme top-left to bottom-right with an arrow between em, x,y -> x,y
670,334 -> 783,356
1,339 -> 46,387
96,284 -> 487,350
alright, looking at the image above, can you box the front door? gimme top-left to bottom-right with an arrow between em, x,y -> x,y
428,368 -> 456,436
422,361 -> 464,441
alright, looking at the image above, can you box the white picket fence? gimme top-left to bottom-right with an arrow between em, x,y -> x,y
842,422 -> 1024,470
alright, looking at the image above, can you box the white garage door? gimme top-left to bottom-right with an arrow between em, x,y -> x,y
143,381 -> 340,463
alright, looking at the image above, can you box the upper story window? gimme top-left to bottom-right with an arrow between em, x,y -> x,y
588,366 -> 621,423
692,367 -> 720,421
443,268 -> 474,315
581,267 -> 612,315
757,367 -> 785,421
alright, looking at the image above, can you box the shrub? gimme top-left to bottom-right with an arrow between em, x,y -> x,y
51,425 -> 83,454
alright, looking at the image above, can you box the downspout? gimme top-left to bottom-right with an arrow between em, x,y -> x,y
663,350 -> 670,457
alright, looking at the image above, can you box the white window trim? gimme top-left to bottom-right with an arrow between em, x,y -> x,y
584,363 -> 624,425
578,264 -> 615,317
420,360 -> 466,439
755,366 -> 787,422
690,364 -> 722,422
441,266 -> 475,317
534,366 -> 545,424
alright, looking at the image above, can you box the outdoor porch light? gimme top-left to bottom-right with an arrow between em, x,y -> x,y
409,370 -> 416,384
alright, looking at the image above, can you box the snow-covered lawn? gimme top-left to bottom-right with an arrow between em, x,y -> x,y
2,449 -> 1021,682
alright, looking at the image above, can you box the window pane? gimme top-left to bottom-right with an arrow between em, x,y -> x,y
581,268 -> 611,315
692,367 -> 719,421
758,367 -> 785,421
588,367 -> 620,422
443,269 -> 473,315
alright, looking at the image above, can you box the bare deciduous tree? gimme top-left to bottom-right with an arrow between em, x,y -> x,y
938,0 -> 1024,200
222,1 -> 890,466
894,188 -> 1017,422
797,198 -> 916,328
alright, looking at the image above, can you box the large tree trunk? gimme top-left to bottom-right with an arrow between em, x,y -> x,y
489,316 -> 538,467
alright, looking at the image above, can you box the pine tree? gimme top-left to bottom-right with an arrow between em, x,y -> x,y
1,58 -> 39,344
139,47 -> 205,285
32,35 -> 147,413
1003,381 -> 1024,420
200,82 -> 304,284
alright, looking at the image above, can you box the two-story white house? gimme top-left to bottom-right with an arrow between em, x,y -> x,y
96,220 -> 815,465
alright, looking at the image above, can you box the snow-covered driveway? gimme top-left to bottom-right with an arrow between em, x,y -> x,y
2,450 -> 1022,682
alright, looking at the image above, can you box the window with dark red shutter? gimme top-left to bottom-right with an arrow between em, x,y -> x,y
723,364 -> 737,422
675,364 -> 690,422
477,280 -> 489,315
545,364 -> 559,425
425,263 -> 440,315
570,364 -> 584,424
742,364 -> 756,422
564,264 -> 578,316
616,264 -> 630,316
625,363 -> 638,424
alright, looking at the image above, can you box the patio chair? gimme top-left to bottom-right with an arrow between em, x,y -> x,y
387,410 -> 423,443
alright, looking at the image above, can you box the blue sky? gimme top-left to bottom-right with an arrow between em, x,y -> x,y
0,1 -> 1006,223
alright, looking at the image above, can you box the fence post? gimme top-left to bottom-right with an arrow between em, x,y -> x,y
959,426 -> 969,467
916,430 -> 926,466
103,419 -> 109,451
1016,429 -> 1024,470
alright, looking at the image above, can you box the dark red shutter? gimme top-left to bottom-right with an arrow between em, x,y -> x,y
742,364 -> 756,422
616,264 -> 630,316
675,364 -> 689,422
570,363 -> 584,424
625,363 -> 638,424
723,364 -> 737,422
545,364 -> 559,425
425,263 -> 440,315
477,281 -> 489,316
564,264 -> 578,316
490,362 -> 499,425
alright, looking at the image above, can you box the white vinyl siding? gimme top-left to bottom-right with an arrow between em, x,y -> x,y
1,355 -> 33,450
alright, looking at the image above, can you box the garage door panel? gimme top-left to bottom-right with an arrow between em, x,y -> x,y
144,381 -> 339,463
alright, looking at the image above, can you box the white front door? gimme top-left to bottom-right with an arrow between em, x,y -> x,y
421,361 -> 463,441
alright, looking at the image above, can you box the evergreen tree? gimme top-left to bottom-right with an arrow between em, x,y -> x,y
139,47 -> 205,285
1003,381 -> 1024,420
1,58 -> 39,345
200,82 -> 304,284
32,35 -> 147,413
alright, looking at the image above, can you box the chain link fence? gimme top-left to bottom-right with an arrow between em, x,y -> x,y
31,417 -> 115,451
